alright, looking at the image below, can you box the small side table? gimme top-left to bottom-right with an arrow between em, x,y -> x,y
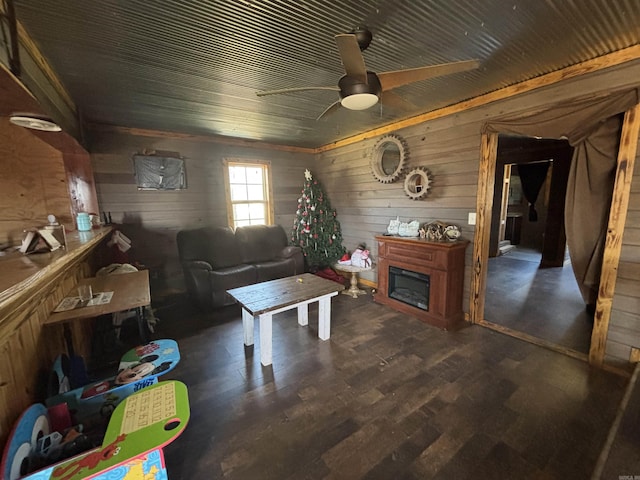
333,263 -> 372,298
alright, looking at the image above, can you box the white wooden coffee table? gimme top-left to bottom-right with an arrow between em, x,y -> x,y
227,273 -> 344,366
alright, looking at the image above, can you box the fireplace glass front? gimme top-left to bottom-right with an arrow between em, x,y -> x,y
388,266 -> 430,311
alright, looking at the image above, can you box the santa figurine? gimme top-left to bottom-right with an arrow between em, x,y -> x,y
338,253 -> 352,265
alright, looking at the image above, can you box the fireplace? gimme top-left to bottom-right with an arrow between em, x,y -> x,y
374,235 -> 468,329
388,266 -> 430,311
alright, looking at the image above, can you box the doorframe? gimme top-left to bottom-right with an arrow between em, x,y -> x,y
497,164 -> 511,245
589,104 -> 640,366
470,104 -> 640,367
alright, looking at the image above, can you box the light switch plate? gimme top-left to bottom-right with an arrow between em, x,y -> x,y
468,212 -> 477,225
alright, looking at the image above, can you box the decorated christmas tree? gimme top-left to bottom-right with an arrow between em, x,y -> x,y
291,169 -> 345,268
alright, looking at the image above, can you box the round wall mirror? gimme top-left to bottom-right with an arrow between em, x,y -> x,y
404,167 -> 432,200
370,134 -> 408,183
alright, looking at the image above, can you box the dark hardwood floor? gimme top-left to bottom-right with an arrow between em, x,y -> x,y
485,247 -> 593,354
130,287 -> 629,479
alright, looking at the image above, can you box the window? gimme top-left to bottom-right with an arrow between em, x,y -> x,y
223,159 -> 274,228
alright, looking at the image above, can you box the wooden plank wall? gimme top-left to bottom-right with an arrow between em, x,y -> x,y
0,71 -> 103,444
607,146 -> 640,364
61,151 -> 99,218
89,127 -> 314,285
317,117 -> 480,313
0,118 -> 73,245
0,256 -> 93,446
316,59 -> 640,366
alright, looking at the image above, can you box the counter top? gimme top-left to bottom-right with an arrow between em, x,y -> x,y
0,227 -> 112,312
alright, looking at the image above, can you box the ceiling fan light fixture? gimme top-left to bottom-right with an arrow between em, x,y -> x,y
338,72 -> 381,110
9,114 -> 62,132
341,93 -> 379,110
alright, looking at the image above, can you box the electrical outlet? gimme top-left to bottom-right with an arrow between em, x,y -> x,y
468,212 -> 476,225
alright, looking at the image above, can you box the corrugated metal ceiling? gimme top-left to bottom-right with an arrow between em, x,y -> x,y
12,0 -> 640,148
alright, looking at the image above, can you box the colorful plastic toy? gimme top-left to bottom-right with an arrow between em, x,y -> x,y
46,340 -> 180,428
2,380 -> 189,480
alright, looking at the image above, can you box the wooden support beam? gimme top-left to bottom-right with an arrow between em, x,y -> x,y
589,104 -> 640,367
15,21 -> 76,115
469,133 -> 498,324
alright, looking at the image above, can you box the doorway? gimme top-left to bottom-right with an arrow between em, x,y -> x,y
471,98 -> 640,368
482,135 -> 592,354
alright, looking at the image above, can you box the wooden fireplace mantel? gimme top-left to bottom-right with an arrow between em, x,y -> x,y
374,235 -> 469,330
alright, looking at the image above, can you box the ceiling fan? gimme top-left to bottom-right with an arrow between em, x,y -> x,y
256,27 -> 480,120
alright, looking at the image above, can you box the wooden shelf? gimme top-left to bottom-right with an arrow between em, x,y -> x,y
374,235 -> 469,330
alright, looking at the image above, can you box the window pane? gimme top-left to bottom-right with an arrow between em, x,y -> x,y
246,167 -> 263,184
234,203 -> 250,220
230,184 -> 248,201
247,184 -> 264,201
248,203 -> 265,221
229,166 -> 246,183
235,219 -> 251,228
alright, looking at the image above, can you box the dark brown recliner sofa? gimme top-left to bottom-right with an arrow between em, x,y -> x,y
177,224 -> 304,309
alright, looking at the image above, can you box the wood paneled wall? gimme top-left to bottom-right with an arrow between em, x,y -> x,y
0,259 -> 88,444
89,128 -> 315,284
317,117 -> 479,313
0,67 -> 105,445
608,148 -> 640,364
315,59 -> 640,366
61,151 -> 99,217
0,228 -> 110,446
0,118 -> 73,245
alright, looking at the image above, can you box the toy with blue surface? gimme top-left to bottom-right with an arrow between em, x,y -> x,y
1,340 -> 181,479
1,381 -> 189,480
46,339 -> 179,428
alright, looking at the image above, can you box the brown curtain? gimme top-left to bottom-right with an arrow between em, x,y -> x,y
483,88 -> 639,306
564,115 -> 622,306
517,162 -> 550,221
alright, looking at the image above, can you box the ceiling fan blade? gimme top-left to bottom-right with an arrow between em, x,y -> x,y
316,100 -> 341,121
380,91 -> 417,112
256,86 -> 339,97
378,59 -> 480,91
335,34 -> 367,82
